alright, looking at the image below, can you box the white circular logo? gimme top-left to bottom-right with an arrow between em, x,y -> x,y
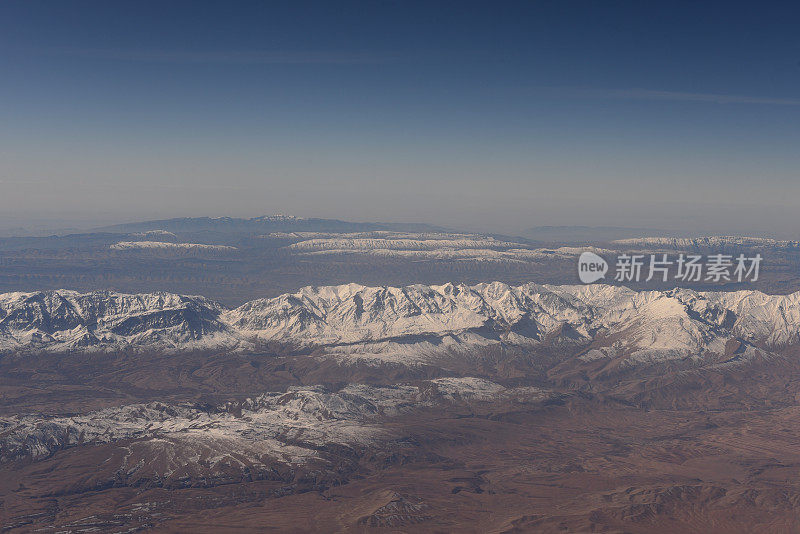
578,251 -> 608,284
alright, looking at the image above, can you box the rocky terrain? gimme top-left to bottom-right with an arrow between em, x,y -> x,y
1,280 -> 800,531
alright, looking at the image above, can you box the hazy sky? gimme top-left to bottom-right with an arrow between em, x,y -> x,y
1,1 -> 799,235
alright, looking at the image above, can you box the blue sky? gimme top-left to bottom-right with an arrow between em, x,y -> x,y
1,1 -> 798,234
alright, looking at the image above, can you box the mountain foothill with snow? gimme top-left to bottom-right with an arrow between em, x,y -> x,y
2,216 -> 800,532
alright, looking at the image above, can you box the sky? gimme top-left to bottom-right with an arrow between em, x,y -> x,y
0,1 -> 799,236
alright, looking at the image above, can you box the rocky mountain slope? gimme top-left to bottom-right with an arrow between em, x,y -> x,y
0,378 -> 548,467
0,290 -> 237,353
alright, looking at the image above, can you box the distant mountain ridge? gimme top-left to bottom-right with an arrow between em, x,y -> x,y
525,225 -> 674,243
613,236 -> 800,250
96,215 -> 454,236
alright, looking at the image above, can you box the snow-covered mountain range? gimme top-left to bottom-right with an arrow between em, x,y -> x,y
110,241 -> 237,252
1,283 -> 798,365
